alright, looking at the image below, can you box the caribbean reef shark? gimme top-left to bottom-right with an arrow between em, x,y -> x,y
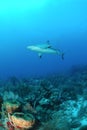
27,41 -> 64,59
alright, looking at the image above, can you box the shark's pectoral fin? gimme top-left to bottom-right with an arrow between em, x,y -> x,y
38,53 -> 42,58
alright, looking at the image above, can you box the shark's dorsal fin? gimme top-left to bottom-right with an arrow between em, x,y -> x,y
47,45 -> 51,48
46,40 -> 50,43
46,40 -> 52,48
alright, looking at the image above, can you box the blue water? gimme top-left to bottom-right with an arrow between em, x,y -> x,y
0,0 -> 87,79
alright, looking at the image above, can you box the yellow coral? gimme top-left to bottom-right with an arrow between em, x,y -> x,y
10,112 -> 35,129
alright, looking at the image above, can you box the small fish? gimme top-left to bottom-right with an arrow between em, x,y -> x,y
27,41 -> 64,59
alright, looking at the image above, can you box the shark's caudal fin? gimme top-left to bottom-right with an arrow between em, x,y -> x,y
56,50 -> 64,60
61,53 -> 64,60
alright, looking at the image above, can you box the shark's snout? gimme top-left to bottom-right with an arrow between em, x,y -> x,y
27,45 -> 40,51
27,46 -> 34,50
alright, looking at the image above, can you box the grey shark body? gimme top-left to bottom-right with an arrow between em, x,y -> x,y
27,42 -> 64,59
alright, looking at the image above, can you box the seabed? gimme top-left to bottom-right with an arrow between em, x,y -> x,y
0,65 -> 87,130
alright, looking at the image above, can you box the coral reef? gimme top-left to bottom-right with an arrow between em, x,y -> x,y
0,65 -> 87,129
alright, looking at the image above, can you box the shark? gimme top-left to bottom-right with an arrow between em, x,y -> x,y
27,41 -> 64,59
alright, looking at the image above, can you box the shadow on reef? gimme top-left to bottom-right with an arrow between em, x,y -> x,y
0,65 -> 87,129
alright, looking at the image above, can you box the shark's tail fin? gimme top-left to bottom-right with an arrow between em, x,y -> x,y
61,52 -> 64,60
56,50 -> 64,60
